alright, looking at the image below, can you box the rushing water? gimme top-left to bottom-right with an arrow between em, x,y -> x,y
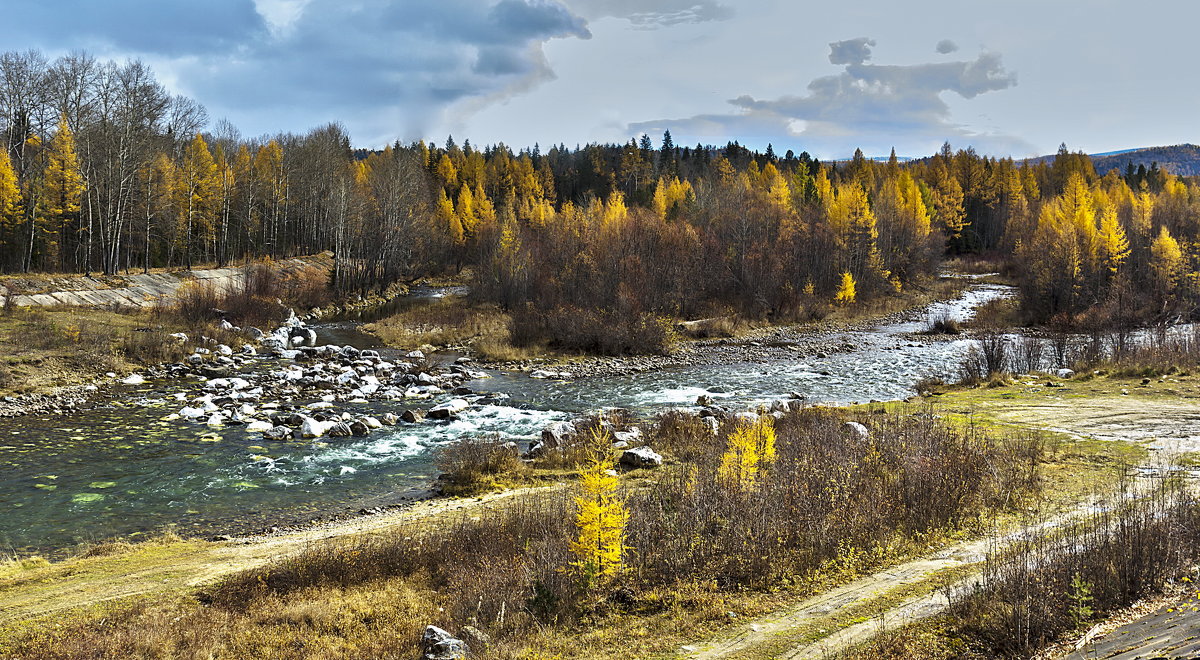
0,282 -> 1011,554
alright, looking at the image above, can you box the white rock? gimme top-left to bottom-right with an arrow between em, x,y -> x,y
428,398 -> 470,419
299,416 -> 333,438
620,446 -> 663,468
246,420 -> 273,432
120,374 -> 146,385
216,344 -> 234,356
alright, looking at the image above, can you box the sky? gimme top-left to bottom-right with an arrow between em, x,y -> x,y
2,0 -> 1197,159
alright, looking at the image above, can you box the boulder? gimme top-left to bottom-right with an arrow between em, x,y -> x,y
406,349 -> 425,360
381,412 -> 400,425
695,394 -> 714,407
180,406 -> 206,419
349,420 -> 371,436
421,625 -> 467,660
326,422 -> 353,438
169,332 -> 188,343
299,416 -> 332,438
246,420 -> 274,433
362,416 -> 383,429
428,398 -> 469,420
216,344 -> 234,356
620,446 -> 663,468
241,344 -> 257,355
541,421 -> 576,449
1056,368 -> 1075,379
844,421 -> 869,441
613,428 -> 643,445
400,408 -> 424,424
120,373 -> 146,385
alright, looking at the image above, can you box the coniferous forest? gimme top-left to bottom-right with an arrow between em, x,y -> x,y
1,50 -> 1196,342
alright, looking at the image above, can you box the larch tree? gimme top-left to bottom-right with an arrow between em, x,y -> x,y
177,133 -> 218,268
0,147 -> 20,242
717,415 -> 777,491
38,114 -> 85,271
570,426 -> 629,586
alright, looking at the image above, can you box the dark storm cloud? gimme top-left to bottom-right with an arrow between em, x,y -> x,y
630,39 -> 1027,157
0,0 -> 267,55
936,39 -> 959,54
566,0 -> 734,27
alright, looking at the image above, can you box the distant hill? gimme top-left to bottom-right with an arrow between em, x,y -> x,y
1027,144 -> 1200,177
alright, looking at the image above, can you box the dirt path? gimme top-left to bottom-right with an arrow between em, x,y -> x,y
680,386 -> 1197,659
0,485 -> 557,624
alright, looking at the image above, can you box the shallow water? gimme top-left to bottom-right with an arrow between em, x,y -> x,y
0,282 -> 1010,554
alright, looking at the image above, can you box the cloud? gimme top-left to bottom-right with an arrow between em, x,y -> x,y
828,37 -> 876,66
629,39 -> 1030,158
0,0 -> 267,56
0,0 -> 592,145
566,0 -> 734,27
936,39 -> 959,54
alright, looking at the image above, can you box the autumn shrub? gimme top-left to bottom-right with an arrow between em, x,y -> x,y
941,479 -> 1200,657
435,434 -> 526,496
926,314 -> 961,335
509,304 -> 677,356
119,328 -> 191,365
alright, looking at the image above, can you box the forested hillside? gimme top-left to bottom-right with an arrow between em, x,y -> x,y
3,51 -> 1200,343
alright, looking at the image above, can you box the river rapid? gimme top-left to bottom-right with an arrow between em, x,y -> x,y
0,281 -> 1011,555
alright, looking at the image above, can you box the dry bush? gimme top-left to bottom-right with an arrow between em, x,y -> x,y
509,304 -> 677,356
926,314 -> 962,335
366,298 -> 509,350
435,434 -> 526,496
119,328 -> 191,365
945,480 -> 1200,657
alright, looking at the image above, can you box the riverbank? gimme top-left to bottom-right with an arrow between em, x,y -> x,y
0,373 -> 1162,658
365,275 -> 982,380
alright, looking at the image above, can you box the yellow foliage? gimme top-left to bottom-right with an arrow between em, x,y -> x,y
717,415 -> 776,491
0,147 -> 20,227
570,428 -> 628,584
834,272 -> 857,305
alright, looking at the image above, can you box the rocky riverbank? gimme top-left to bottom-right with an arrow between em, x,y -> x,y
477,299 -> 960,380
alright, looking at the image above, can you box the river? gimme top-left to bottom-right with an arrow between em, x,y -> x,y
0,281 -> 1011,555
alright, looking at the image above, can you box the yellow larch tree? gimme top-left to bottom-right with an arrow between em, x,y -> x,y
571,427 -> 629,586
834,272 -> 857,305
0,147 -> 21,238
1096,206 -> 1130,277
718,415 -> 777,491
177,133 -> 219,268
1149,225 -> 1183,303
39,114 -> 85,269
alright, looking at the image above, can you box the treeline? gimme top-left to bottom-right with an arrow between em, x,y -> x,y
0,50 -> 436,288
4,50 -> 1200,337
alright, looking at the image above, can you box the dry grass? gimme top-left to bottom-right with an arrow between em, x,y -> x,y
364,296 -> 543,362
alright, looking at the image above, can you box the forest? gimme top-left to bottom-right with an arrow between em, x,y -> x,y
2,50 -> 1198,350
